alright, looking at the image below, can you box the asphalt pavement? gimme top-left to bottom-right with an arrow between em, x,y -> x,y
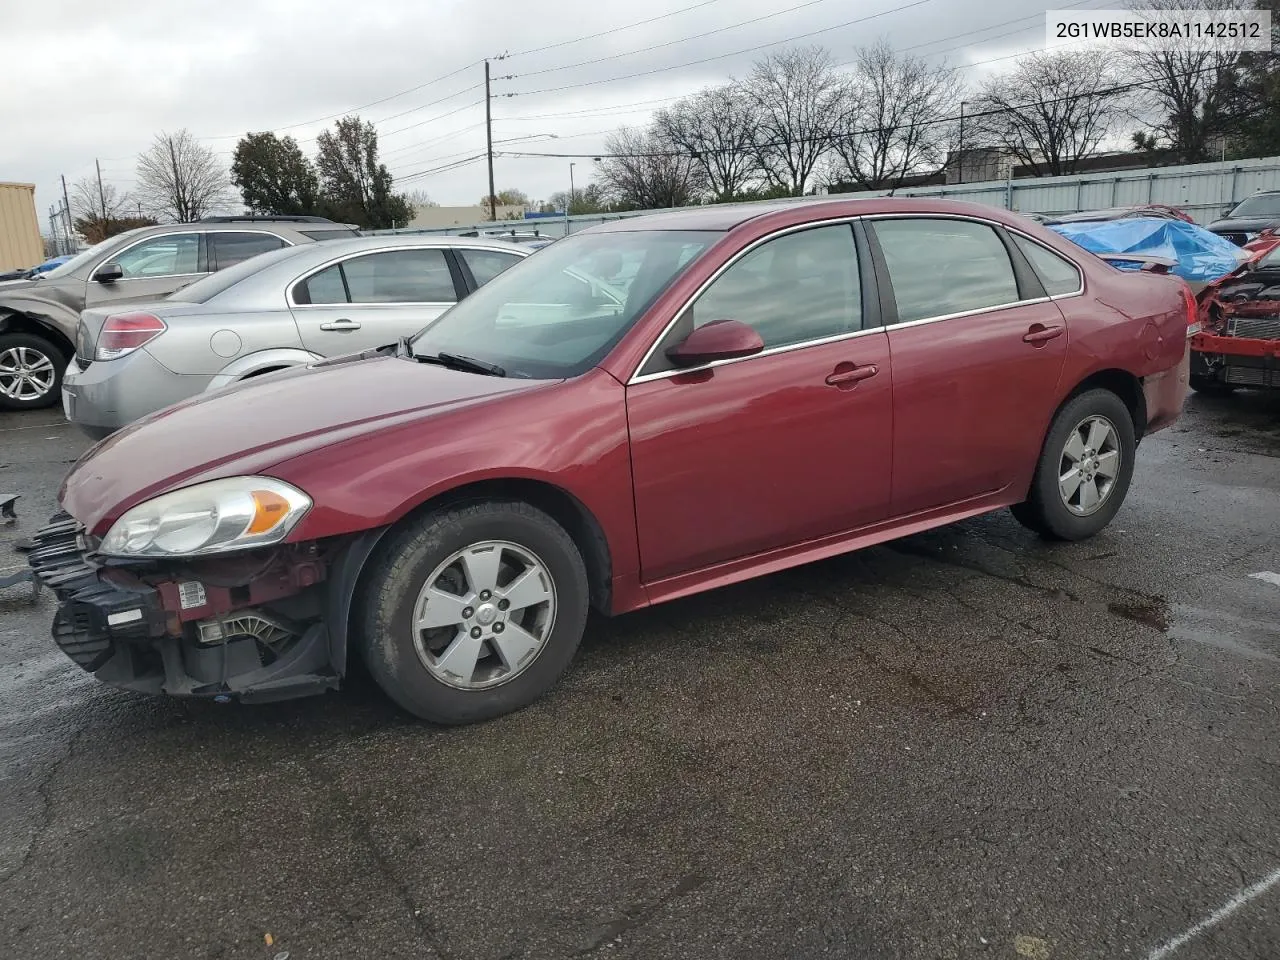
1,392 -> 1278,960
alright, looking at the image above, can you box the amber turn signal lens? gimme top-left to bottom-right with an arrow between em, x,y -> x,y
247,490 -> 292,535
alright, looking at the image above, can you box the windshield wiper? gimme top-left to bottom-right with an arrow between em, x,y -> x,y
413,350 -> 506,377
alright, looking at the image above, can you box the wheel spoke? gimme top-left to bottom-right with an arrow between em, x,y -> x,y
416,587 -> 472,630
1094,450 -> 1120,479
1059,469 -> 1083,501
1063,430 -> 1086,464
1078,477 -> 1101,511
432,632 -> 484,683
498,568 -> 551,612
461,545 -> 503,595
492,622 -> 541,673
26,355 -> 54,374
1086,418 -> 1112,453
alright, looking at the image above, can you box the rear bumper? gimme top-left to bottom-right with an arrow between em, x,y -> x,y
1142,342 -> 1190,435
28,514 -> 345,703
62,350 -> 198,439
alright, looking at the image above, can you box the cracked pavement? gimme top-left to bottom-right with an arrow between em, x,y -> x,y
1,391 -> 1278,960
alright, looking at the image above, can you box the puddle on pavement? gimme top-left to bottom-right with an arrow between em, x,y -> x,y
1107,598 -> 1170,631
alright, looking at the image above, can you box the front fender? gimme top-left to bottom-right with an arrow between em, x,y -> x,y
204,348 -> 321,392
0,296 -> 79,344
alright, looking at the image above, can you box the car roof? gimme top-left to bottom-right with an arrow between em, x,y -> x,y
580,196 -> 1042,235
283,234 -> 531,256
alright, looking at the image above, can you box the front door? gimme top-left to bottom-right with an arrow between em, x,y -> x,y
626,223 -> 894,583
868,217 -> 1070,516
82,231 -> 207,310
290,247 -> 463,355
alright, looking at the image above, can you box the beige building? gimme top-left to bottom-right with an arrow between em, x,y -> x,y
0,182 -> 43,271
407,204 -> 528,229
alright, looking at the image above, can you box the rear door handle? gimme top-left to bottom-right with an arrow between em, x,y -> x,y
319,319 -> 362,332
825,363 -> 879,387
1023,324 -> 1064,345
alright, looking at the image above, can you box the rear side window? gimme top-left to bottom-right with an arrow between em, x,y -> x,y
872,218 -> 1019,323
1012,235 -> 1082,296
210,232 -> 287,270
460,248 -> 523,286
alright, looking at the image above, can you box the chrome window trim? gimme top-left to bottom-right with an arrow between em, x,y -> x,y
284,243 -> 466,308
626,215 -> 866,384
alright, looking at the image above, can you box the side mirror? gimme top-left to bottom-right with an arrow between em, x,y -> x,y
665,318 -> 765,368
92,262 -> 123,283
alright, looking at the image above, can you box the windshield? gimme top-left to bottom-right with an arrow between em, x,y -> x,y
39,238 -> 115,280
410,230 -> 715,379
169,244 -> 311,304
1229,195 -> 1280,219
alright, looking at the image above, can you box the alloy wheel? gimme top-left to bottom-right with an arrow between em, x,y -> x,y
0,346 -> 56,402
411,540 -> 558,690
1058,414 -> 1122,516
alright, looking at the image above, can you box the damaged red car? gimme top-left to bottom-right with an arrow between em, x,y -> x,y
1190,233 -> 1280,393
30,199 -> 1193,724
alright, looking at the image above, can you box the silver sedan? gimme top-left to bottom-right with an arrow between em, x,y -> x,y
62,235 -> 531,439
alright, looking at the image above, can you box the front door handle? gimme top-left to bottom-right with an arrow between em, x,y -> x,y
319,319 -> 362,332
1023,324 -> 1064,345
825,363 -> 879,387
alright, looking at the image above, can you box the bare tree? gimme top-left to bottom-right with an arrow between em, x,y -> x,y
743,46 -> 852,195
969,49 -> 1123,177
135,129 -> 233,222
655,85 -> 761,201
828,40 -> 964,191
70,175 -> 129,224
597,126 -> 705,210
404,188 -> 439,217
1124,0 -> 1252,162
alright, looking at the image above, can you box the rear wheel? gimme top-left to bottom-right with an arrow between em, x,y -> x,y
0,332 -> 65,410
1011,389 -> 1136,541
356,500 -> 589,724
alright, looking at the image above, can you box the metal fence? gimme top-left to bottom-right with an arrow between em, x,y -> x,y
369,155 -> 1280,240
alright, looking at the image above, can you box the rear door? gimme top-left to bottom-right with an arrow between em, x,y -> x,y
289,247 -> 466,355
82,231 -> 207,310
867,216 -> 1072,517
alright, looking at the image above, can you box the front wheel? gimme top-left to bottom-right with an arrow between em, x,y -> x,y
1011,389 -> 1136,541
356,501 -> 590,724
0,332 -> 65,410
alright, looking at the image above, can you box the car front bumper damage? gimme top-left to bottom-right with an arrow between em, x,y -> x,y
26,513 -> 374,703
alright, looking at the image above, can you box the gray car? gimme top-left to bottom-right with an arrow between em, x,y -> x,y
0,215 -> 359,410
63,236 -> 530,439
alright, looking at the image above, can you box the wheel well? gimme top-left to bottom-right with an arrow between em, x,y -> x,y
397,478 -> 613,615
0,310 -> 73,360
1063,368 -> 1146,441
240,366 -> 286,380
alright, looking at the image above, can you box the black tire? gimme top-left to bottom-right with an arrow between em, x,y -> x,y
1189,374 -> 1236,396
356,500 -> 589,724
0,331 -> 66,410
1011,388 -> 1137,542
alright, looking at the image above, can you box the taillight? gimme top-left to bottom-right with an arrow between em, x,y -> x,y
96,312 -> 166,361
1178,281 -> 1202,337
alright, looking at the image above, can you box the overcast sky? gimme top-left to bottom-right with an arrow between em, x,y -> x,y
3,0 -> 1092,227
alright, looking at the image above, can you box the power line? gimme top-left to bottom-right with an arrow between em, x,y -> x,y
507,0 -> 833,80
505,0 -> 938,97
504,0 -> 728,59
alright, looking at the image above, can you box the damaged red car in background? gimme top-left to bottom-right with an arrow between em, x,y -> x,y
1190,231 -> 1280,394
30,198 -> 1194,725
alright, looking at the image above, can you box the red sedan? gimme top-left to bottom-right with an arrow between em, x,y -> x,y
30,198 -> 1193,723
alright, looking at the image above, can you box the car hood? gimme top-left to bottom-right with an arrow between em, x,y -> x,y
61,351 -> 550,533
1209,217 -> 1280,233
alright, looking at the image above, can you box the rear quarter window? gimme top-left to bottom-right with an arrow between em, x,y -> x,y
1012,235 -> 1083,296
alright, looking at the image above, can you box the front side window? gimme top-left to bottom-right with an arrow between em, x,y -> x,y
873,218 -> 1019,324
409,230 -> 714,380
1012,235 -> 1082,296
210,232 -> 287,269
113,233 -> 201,279
342,249 -> 457,303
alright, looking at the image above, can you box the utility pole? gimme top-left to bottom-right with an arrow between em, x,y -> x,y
95,158 -> 108,221
567,162 -> 576,234
60,175 -> 74,240
485,60 -> 496,222
957,102 -> 968,185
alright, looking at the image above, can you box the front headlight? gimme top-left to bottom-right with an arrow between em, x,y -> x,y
100,477 -> 312,558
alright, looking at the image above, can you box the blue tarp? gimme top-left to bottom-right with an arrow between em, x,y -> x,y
1047,217 -> 1245,283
